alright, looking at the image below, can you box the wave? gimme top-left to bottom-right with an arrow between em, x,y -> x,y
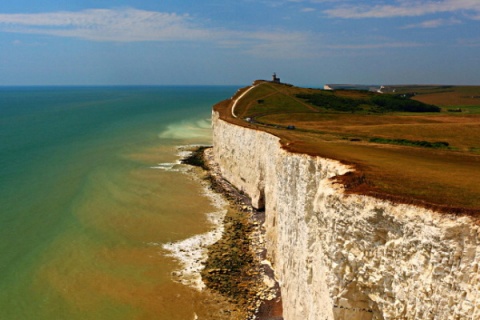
161,186 -> 227,291
149,162 -> 191,173
158,118 -> 212,141
150,145 -> 208,172
157,146 -> 228,291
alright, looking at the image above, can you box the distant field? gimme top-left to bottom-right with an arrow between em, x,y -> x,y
385,85 -> 480,113
216,81 -> 480,216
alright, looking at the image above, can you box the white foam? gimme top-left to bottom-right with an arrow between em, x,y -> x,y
162,219 -> 224,290
158,118 -> 212,141
159,145 -> 228,291
150,162 -> 184,172
162,191 -> 227,290
176,144 -> 207,160
150,144 -> 210,172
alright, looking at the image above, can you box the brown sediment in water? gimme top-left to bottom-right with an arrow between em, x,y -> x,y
181,147 -> 283,320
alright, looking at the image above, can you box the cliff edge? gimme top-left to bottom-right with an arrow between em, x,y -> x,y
212,95 -> 480,319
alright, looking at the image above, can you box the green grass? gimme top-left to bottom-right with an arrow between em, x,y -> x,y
215,81 -> 480,215
235,83 -> 315,119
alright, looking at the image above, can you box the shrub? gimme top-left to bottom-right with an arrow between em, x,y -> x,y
369,137 -> 449,149
296,92 -> 441,113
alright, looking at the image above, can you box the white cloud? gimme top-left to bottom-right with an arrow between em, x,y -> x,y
11,39 -> 46,47
401,18 -> 461,29
457,38 -> 480,47
301,7 -> 317,12
0,7 -> 316,59
221,30 -> 316,59
0,8 -> 212,42
324,0 -> 480,19
327,41 -> 426,50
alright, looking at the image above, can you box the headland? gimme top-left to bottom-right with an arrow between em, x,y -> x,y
206,80 -> 480,319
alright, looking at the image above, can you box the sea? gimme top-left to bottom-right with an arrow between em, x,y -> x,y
0,86 -> 240,320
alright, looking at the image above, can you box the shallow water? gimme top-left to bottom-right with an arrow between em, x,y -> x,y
0,86 -> 238,319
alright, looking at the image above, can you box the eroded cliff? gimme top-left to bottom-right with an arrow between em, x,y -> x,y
212,110 -> 480,320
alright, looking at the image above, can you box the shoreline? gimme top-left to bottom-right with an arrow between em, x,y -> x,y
160,145 -> 228,291
181,146 -> 283,320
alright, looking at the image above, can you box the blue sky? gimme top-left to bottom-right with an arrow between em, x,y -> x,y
0,0 -> 479,85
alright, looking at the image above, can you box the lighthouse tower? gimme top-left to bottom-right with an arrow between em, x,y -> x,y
272,73 -> 281,83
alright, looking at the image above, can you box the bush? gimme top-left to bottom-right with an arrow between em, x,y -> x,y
370,95 -> 440,112
296,92 -> 441,113
369,137 -> 449,149
296,93 -> 365,112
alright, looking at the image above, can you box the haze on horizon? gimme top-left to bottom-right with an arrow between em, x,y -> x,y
0,0 -> 479,86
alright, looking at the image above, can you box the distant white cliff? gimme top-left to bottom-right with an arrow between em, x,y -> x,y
212,109 -> 480,320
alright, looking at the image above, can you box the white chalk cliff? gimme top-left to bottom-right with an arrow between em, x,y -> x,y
212,109 -> 480,320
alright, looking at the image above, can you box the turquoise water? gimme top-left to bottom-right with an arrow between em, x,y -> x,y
0,86 -> 237,319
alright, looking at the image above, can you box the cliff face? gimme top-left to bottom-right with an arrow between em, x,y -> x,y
212,110 -> 480,320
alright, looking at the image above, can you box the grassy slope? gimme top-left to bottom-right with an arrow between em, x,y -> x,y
215,82 -> 480,217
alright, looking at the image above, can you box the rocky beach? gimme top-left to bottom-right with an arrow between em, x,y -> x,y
181,147 -> 283,320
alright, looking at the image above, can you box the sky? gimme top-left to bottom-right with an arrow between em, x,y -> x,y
0,0 -> 479,86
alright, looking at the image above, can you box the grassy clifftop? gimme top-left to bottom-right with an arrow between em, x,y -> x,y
215,81 -> 480,216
